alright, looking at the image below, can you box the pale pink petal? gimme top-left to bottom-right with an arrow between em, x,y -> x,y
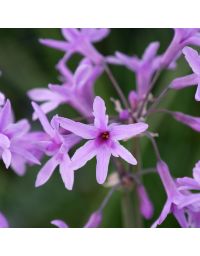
111,141 -> 137,165
93,96 -> 108,129
33,101 -> 61,120
57,117 -> 97,139
35,156 -> 58,187
111,122 -> 148,140
142,42 -> 160,62
59,155 -> 74,190
183,46 -> 200,75
39,39 -> 69,52
2,149 -> 11,169
193,160 -> 200,184
96,147 -> 111,184
74,62 -> 93,89
10,154 -> 26,176
32,102 -> 55,137
177,177 -> 200,190
171,205 -> 188,228
51,219 -> 69,228
0,134 -> 10,149
0,100 -> 13,131
71,140 -> 97,170
172,112 -> 200,132
28,88 -> 58,101
151,200 -> 171,228
84,211 -> 102,228
195,83 -> 200,101
0,212 -> 9,228
170,74 -> 199,89
5,119 -> 30,138
61,28 -> 79,41
82,28 -> 110,43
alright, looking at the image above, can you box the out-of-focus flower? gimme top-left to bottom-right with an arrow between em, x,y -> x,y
32,102 -> 80,190
28,58 -> 103,118
171,46 -> 200,100
0,212 -> 9,228
107,42 -> 160,100
137,185 -> 154,219
51,211 -> 102,228
161,29 -> 200,68
0,100 -> 43,175
40,28 -> 110,65
56,96 -> 148,184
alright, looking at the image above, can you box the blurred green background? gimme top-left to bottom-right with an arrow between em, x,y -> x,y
0,29 -> 199,228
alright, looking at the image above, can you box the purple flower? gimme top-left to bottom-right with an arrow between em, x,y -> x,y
161,29 -> 200,68
107,42 -> 160,99
40,28 -> 110,65
51,211 -> 102,228
56,96 -> 148,184
28,58 -> 103,118
137,185 -> 154,219
171,46 -> 200,100
0,212 -> 9,228
32,102 -> 80,190
0,100 -> 42,175
152,160 -> 189,228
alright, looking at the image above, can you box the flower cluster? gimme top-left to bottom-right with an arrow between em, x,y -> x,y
1,28 -> 200,228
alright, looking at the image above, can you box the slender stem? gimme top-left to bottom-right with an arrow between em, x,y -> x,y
99,184 -> 119,212
145,132 -> 161,161
145,86 -> 170,117
105,65 -> 130,110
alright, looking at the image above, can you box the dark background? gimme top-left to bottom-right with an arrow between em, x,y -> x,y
0,29 -> 198,228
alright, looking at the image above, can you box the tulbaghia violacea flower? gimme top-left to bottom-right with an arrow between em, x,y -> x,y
152,160 -> 189,228
0,212 -> 9,228
137,185 -> 154,219
28,58 -> 103,118
161,29 -> 200,68
51,211 -> 102,228
39,28 -> 110,65
0,100 -> 42,175
171,46 -> 200,100
107,42 -> 160,100
32,102 -> 80,190
56,96 -> 148,184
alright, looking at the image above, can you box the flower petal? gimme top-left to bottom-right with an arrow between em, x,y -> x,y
193,160 -> 200,184
56,117 -> 97,139
59,155 -> 74,190
2,149 -> 11,169
0,212 -> 9,228
96,147 -> 111,184
172,112 -> 200,132
170,74 -> 199,89
93,96 -> 108,129
137,185 -> 154,219
84,211 -> 102,228
183,46 -> 200,75
39,39 -> 69,52
171,205 -> 188,228
111,122 -> 148,140
35,156 -> 58,187
111,141 -> 137,165
151,200 -> 171,228
0,100 -> 13,131
51,219 -> 69,228
195,83 -> 200,101
71,140 -> 97,170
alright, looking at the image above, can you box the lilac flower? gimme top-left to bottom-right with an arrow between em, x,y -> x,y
40,28 -> 110,65
56,96 -> 148,184
51,211 -> 102,228
0,100 -> 42,175
152,160 -> 189,228
107,42 -> 160,99
161,29 -> 200,68
137,185 -> 154,219
0,212 -> 9,228
171,46 -> 200,100
170,111 -> 200,132
28,58 -> 103,118
32,102 -> 80,190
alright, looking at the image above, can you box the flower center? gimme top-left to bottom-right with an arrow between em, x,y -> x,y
100,131 -> 110,140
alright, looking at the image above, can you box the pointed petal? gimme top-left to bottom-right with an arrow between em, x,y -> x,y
51,219 -> 69,228
178,193 -> 200,208
195,83 -> 200,101
35,157 -> 58,187
193,160 -> 200,184
28,88 -> 58,101
39,39 -> 69,52
172,112 -> 200,132
61,28 -> 79,41
74,62 -> 93,89
2,149 -> 11,169
177,177 -> 200,190
0,212 -> 9,228
5,119 -> 30,138
0,134 -> 10,149
0,100 -> 13,131
151,200 -> 171,228
10,154 -> 26,176
56,117 -> 97,139
170,74 -> 199,89
183,46 -> 200,75
142,42 -> 160,62
84,211 -> 102,228
32,102 -> 54,137
96,147 -> 111,184
172,205 -> 188,228
111,122 -> 148,140
93,96 -> 108,129
111,141 -> 137,165
71,140 -> 96,170
59,155 -> 74,190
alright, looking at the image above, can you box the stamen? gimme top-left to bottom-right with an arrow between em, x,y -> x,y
100,131 -> 110,140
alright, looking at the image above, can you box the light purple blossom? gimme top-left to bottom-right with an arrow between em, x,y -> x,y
161,29 -> 200,68
107,42 -> 160,99
0,100 -> 43,175
51,211 -> 102,228
0,212 -> 9,228
28,58 -> 103,118
40,28 -> 110,65
56,96 -> 148,184
32,102 -> 80,190
171,46 -> 200,100
137,185 -> 153,219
